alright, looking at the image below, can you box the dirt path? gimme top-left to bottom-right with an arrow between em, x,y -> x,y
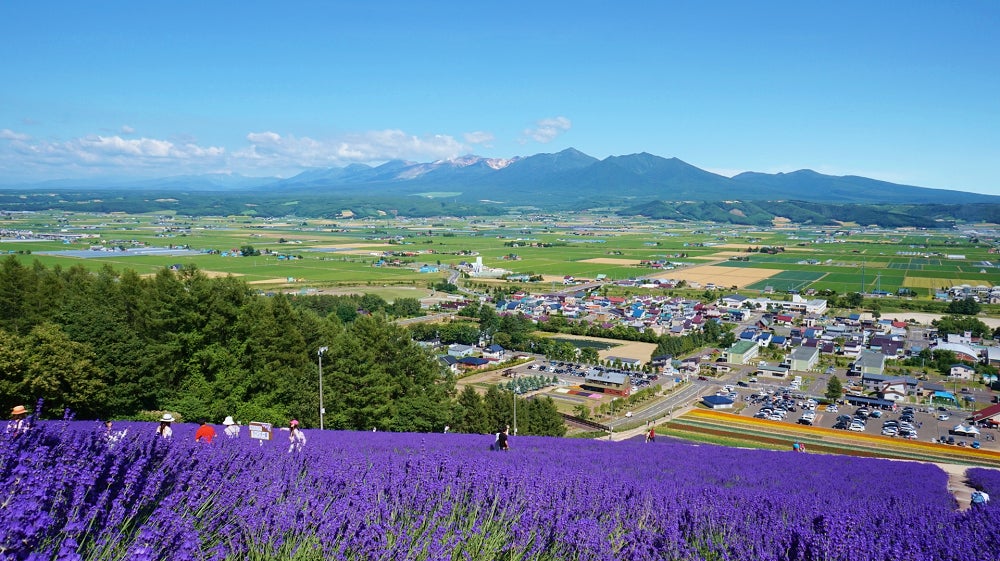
936,462 -> 976,510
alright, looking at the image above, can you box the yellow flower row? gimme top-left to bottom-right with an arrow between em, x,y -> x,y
685,409 -> 1000,463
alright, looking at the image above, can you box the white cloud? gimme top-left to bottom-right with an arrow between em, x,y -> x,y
522,116 -> 572,143
0,126 -> 486,180
0,129 -> 30,141
463,131 -> 494,145
237,129 -> 467,169
120,125 -> 135,135
0,130 -> 227,180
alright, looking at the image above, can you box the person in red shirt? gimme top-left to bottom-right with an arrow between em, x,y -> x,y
194,419 -> 216,443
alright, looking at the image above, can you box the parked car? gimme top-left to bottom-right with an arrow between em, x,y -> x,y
938,413 -> 950,421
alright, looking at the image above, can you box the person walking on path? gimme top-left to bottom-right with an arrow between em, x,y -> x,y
194,419 -> 216,443
288,419 -> 306,453
646,426 -> 656,443
156,413 -> 175,439
7,405 -> 29,436
222,416 -> 240,438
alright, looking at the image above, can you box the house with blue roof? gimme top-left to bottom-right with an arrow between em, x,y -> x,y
483,344 -> 506,361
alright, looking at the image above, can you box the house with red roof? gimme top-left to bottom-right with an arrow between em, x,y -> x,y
970,403 -> 1000,428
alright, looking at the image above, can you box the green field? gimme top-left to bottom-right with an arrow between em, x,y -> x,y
746,271 -> 825,292
2,211 -> 998,302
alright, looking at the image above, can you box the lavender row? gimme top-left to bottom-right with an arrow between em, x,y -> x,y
1,420 -> 998,561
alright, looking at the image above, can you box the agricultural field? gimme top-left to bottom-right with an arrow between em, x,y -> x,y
2,211 -> 998,300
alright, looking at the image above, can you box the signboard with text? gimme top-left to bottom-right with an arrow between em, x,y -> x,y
248,421 -> 272,441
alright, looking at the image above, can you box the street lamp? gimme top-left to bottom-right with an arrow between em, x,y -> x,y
318,346 -> 328,430
512,370 -> 517,436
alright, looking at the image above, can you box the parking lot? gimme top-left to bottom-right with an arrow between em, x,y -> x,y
740,387 -> 999,451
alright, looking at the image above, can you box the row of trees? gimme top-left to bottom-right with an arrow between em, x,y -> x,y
0,257 -> 565,436
453,386 -> 565,436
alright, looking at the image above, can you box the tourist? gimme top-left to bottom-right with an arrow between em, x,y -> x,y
646,426 -> 656,443
288,419 -> 306,453
194,419 -> 216,443
222,416 -> 240,438
104,420 -> 127,447
156,413 -> 175,439
7,405 -> 29,435
497,425 -> 510,451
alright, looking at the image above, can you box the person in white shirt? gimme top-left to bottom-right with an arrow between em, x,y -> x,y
288,419 -> 306,453
156,413 -> 175,439
222,416 -> 240,438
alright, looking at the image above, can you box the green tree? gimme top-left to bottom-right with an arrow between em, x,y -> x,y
825,376 -> 843,402
946,297 -> 982,316
579,347 -> 600,364
453,386 -> 490,434
478,305 -> 501,344
843,292 -> 864,308
322,315 -> 454,432
22,323 -> 109,419
390,297 -> 422,318
932,315 -> 990,338
482,385 -> 511,432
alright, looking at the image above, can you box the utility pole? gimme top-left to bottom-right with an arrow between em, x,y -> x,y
512,370 -> 517,435
318,347 -> 328,430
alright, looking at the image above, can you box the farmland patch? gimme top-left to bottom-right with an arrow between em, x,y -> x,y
746,271 -> 825,292
649,265 -> 777,288
579,257 -> 644,265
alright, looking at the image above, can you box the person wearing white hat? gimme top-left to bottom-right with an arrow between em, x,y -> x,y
222,416 -> 240,438
156,413 -> 175,439
7,405 -> 29,436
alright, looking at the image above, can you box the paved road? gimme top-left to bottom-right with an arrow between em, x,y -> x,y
607,382 -> 707,430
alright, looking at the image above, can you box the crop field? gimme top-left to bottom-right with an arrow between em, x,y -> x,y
5,419 -> 1000,560
745,271 -> 825,292
2,211 -> 998,297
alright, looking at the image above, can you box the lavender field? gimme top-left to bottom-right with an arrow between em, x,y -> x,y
2,419 -> 999,561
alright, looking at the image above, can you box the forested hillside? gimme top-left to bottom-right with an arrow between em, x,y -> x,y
0,257 -> 564,436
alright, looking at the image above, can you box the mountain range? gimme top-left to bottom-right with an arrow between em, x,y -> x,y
258,148 -> 999,205
3,148 -> 996,206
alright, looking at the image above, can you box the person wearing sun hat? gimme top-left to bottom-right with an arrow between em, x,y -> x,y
287,419 -> 306,453
7,405 -> 29,435
222,415 -> 240,438
156,413 -> 175,439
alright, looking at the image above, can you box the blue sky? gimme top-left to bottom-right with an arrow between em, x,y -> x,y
1,1 -> 998,194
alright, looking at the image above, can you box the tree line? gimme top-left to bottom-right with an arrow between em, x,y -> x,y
0,257 -> 564,436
